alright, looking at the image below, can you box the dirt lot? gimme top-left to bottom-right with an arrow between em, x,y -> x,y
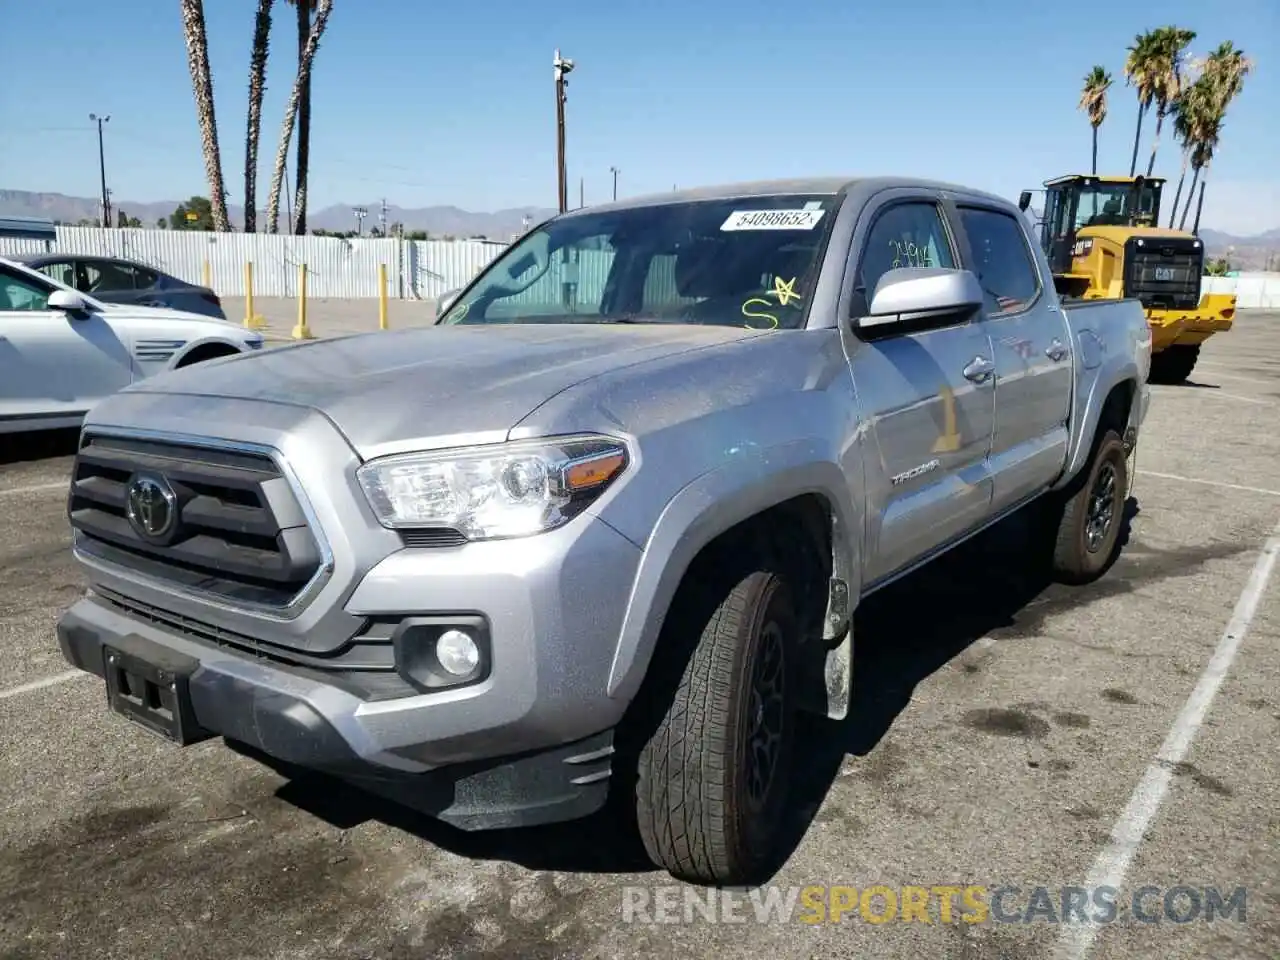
1,315 -> 1278,960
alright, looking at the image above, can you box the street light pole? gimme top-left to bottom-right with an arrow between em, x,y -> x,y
610,166 -> 619,201
90,113 -> 110,227
553,49 -> 574,214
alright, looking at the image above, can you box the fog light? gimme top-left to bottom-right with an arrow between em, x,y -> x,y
436,629 -> 480,676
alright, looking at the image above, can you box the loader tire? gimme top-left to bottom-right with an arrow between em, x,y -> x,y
1049,428 -> 1128,584
1148,344 -> 1200,385
634,561 -> 798,886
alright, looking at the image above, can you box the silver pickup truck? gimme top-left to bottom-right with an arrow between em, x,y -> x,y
56,176 -> 1151,885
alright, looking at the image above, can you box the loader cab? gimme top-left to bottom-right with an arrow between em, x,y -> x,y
1025,174 -> 1164,276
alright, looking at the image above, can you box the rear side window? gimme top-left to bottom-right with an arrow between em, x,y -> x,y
958,207 -> 1040,314
84,260 -> 139,292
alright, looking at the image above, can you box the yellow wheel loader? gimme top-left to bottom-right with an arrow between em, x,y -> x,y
1019,174 -> 1236,384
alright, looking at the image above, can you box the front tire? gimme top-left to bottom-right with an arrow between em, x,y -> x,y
1049,428 -> 1128,584
635,565 -> 798,886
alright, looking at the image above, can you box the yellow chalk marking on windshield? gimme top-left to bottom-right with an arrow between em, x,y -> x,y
741,299 -> 779,330
772,276 -> 802,306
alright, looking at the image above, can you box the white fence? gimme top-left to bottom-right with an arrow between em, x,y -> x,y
1202,275 -> 1280,310
3,226 -> 1278,309
0,227 -> 510,300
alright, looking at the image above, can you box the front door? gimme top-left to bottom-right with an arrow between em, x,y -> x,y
846,196 -> 997,585
0,264 -> 133,424
955,204 -> 1074,513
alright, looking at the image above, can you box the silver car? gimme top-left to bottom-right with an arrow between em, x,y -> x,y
17,253 -> 227,320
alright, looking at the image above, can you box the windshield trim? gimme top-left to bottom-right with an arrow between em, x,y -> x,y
438,192 -> 846,332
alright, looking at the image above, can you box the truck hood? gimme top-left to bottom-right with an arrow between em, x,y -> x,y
128,323 -> 763,458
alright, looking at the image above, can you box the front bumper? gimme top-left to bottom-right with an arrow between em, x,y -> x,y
58,594 -> 617,829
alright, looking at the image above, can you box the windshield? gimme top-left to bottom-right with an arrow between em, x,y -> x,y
439,193 -> 842,330
1071,181 -> 1162,229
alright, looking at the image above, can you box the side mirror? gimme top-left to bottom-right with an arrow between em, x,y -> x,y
854,267 -> 983,334
1018,191 -> 1032,212
435,288 -> 460,319
48,289 -> 89,314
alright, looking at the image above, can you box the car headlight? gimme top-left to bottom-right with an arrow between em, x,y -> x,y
356,434 -> 630,540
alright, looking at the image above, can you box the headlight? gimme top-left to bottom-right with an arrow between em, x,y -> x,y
356,434 -> 629,540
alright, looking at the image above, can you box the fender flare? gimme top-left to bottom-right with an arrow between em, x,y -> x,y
1053,353 -> 1142,491
604,437 -> 859,703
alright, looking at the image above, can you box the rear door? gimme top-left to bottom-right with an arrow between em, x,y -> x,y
954,203 -> 1074,513
845,192 -> 997,585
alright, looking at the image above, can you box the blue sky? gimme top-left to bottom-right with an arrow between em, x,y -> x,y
2,0 -> 1277,235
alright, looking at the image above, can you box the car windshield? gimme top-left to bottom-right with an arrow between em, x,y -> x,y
439,193 -> 842,330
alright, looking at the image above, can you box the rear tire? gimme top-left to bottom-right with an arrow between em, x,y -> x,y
634,562 -> 798,886
1049,429 -> 1128,584
1148,344 -> 1199,384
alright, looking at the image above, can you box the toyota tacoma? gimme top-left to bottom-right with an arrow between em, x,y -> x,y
57,176 -> 1151,885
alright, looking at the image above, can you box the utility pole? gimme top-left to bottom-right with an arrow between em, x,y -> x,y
610,166 -> 619,201
353,205 -> 367,236
379,198 -> 388,237
553,49 -> 575,214
90,113 -> 110,227
579,177 -> 584,209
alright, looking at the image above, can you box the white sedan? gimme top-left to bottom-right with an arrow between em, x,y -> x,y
0,255 -> 265,435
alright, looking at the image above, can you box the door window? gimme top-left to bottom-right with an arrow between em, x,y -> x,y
958,207 -> 1041,315
0,267 -> 52,311
33,261 -> 78,289
84,260 -> 140,292
853,202 -> 956,316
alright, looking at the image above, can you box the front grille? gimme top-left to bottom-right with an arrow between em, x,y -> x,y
1125,238 -> 1202,310
69,433 -> 325,609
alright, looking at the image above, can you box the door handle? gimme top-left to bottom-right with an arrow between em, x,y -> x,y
1045,339 -> 1068,362
962,356 -> 995,383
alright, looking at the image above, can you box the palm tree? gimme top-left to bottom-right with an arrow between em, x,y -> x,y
1179,41 -> 1254,231
1144,26 -> 1197,177
1078,66 -> 1112,175
1167,75 -> 1211,227
243,0 -> 274,233
179,0 -> 231,231
265,0 -> 332,233
1123,31 -> 1160,177
293,0 -> 313,234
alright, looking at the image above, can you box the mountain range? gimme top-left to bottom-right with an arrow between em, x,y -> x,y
0,189 -> 558,240
2,189 -> 1277,269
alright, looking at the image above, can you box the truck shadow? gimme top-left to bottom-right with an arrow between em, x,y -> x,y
262,497 -> 1139,883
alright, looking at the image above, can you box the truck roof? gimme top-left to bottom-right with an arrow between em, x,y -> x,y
560,175 -> 1018,215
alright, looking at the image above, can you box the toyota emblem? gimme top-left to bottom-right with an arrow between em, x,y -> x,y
125,474 -> 178,541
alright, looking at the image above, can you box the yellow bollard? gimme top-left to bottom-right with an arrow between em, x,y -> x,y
202,259 -> 211,288
243,261 -> 267,329
378,263 -> 389,330
291,263 -> 314,340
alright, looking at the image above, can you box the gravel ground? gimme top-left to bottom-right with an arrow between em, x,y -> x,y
1,314 -> 1278,960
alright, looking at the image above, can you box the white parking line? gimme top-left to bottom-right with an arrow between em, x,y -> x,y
0,481 -> 68,498
0,669 -> 85,702
1054,517 -> 1280,960
1162,389 -> 1274,406
1186,366 -> 1275,385
1140,470 -> 1280,498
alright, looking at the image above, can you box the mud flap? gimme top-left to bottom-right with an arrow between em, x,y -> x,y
822,625 -> 852,721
